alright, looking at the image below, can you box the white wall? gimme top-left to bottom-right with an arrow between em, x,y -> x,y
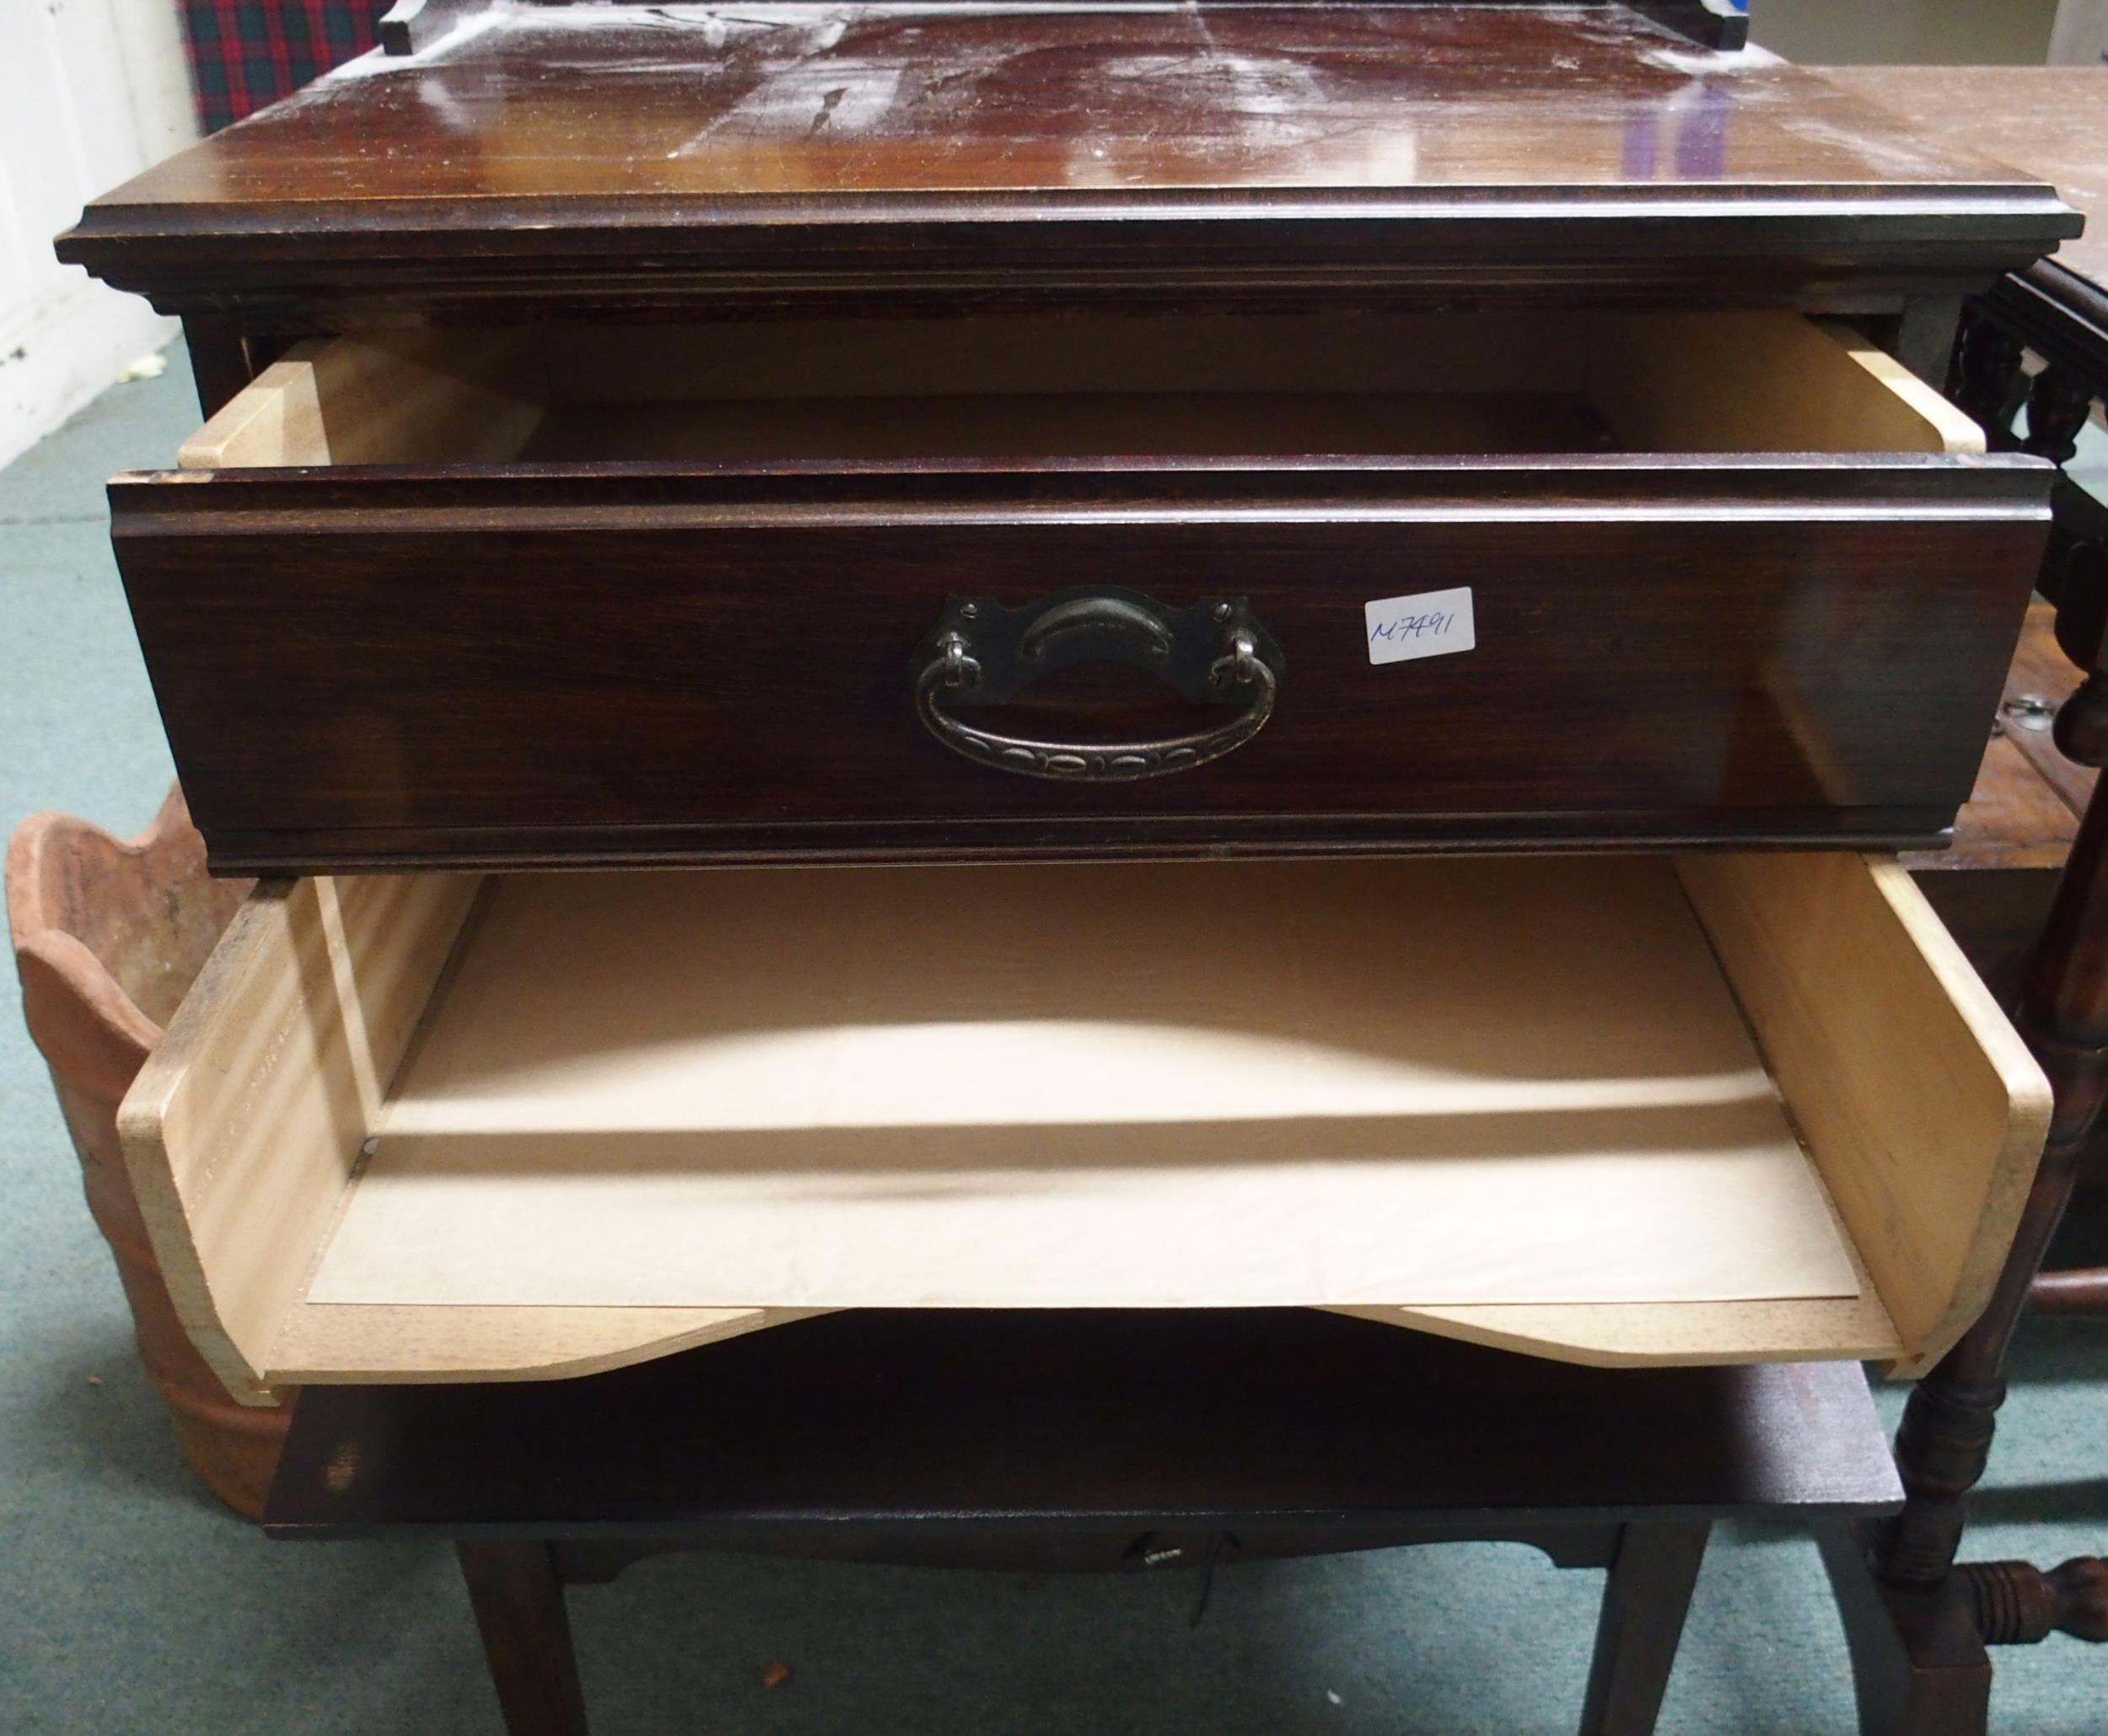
1751,0 -> 2058,63
0,0 -> 196,468
2051,0 -> 2108,63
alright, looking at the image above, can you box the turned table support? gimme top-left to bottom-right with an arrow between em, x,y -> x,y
1928,650 -> 2108,1650
1870,717 -> 2108,1603
1838,311 -> 2108,1723
1827,298 -> 2108,1731
1836,675 -> 2108,1729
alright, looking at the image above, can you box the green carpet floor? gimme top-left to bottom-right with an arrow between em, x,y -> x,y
3,352 -> 2105,1735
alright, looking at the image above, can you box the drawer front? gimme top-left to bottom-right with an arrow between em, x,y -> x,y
110,458 -> 2048,871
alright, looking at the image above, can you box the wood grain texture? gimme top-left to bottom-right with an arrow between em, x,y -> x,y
105,307 -> 2053,870
519,313 -> 1977,460
266,1303 -> 809,1388
110,458 -> 2050,872
179,331 -> 545,469
263,1310 -> 1903,1539
1824,65 -> 2108,382
2003,602 -> 2098,818
304,859 -> 1859,1314
121,852 -> 2046,1388
1586,315 -> 1983,456
1906,602 -> 2093,875
1928,734 -> 2082,876
55,4 -> 2077,320
535,309 -> 1601,403
115,874 -> 479,1401
1819,67 -> 2108,293
1671,853 -> 2054,1378
182,306 -> 1971,465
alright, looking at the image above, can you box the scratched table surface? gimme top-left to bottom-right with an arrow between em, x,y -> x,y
1819,65 -> 2108,292
81,3 -> 2062,203
57,3 -> 2078,312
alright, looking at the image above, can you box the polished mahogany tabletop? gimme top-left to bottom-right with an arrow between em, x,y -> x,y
84,6 -> 2066,204
1821,65 -> 2107,292
58,3 -> 2078,315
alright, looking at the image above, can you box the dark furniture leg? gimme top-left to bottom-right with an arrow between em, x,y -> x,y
1824,1524 -> 1992,1736
455,1541 -> 591,1736
1858,747 -> 2108,1710
2029,1266 -> 2108,1312
1838,384 -> 2108,1720
1829,305 -> 2108,1733
272,1321 -> 1899,1736
1577,1521 -> 1709,1736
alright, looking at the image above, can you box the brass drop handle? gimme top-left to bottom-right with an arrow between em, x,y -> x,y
911,589 -> 1283,782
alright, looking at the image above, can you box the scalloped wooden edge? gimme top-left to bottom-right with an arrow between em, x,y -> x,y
117,852 -> 2048,1403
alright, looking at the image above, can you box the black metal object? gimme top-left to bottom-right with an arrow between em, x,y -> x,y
1629,0 -> 1749,51
911,589 -> 1283,782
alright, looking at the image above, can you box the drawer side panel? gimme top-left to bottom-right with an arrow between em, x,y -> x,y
114,873 -> 481,1400
1675,852 -> 2053,1376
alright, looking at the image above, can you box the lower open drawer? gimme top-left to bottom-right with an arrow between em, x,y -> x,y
121,852 -> 2050,1403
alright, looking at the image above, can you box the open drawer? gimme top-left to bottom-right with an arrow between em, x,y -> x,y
121,851 -> 2049,1404
110,309 -> 2050,873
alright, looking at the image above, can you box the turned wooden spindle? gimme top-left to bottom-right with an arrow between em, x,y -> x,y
2024,367 -> 2100,467
1870,633 -> 2108,1620
1951,310 -> 2028,440
1963,1556 -> 2108,1645
2030,1266 -> 2108,1314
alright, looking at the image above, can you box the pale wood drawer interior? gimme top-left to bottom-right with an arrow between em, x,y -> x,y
175,309 -> 1983,470
119,852 -> 2048,1404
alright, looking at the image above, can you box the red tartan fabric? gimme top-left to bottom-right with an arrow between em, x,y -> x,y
180,0 -> 384,133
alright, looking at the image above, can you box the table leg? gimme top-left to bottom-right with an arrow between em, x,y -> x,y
1823,1524 -> 1992,1736
456,1540 -> 592,1736
1839,666 -> 2108,1732
1576,1520 -> 1709,1736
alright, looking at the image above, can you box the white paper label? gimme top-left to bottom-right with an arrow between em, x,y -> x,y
1364,587 -> 1476,666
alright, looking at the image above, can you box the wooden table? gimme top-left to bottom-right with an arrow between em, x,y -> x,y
1814,61 -> 2108,1736
265,1309 -> 1902,1736
1908,604 -> 2094,1011
50,24 -> 2089,1733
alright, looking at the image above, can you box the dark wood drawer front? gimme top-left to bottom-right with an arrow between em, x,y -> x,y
110,460 -> 2048,871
